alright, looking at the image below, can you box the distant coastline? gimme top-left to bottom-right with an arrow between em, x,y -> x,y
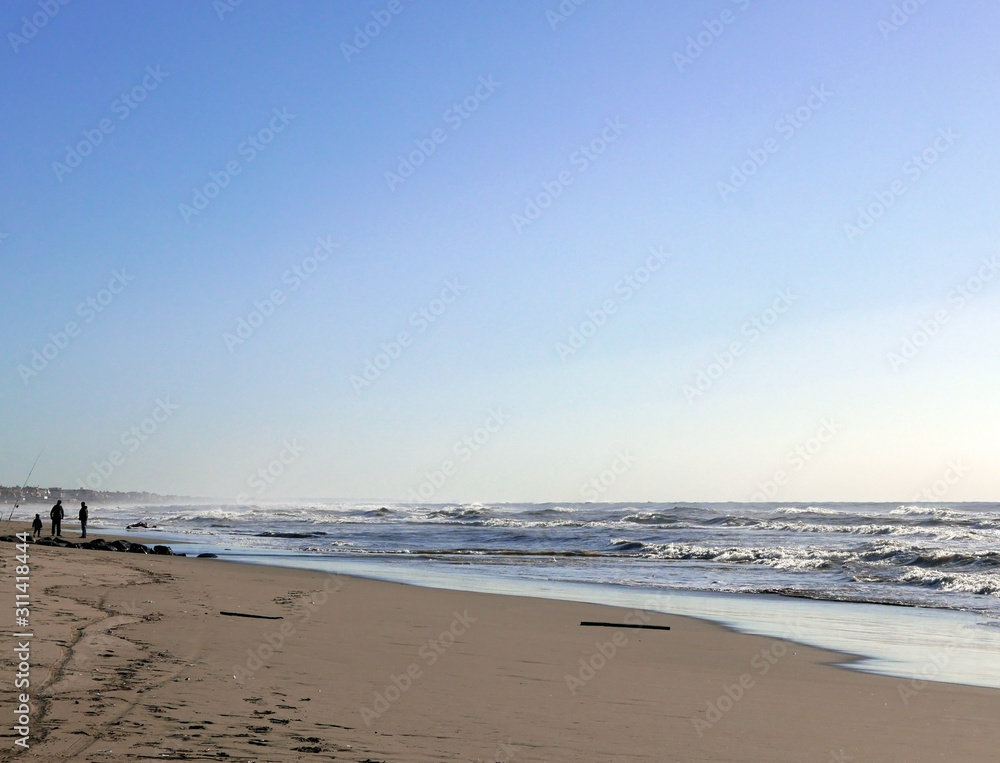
0,485 -> 182,504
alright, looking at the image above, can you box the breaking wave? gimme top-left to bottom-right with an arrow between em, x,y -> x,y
75,499 -> 1000,617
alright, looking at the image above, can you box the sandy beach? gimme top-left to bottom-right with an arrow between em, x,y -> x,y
3,536 -> 1000,762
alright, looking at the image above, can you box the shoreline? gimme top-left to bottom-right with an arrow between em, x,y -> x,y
10,523 -> 1000,691
227,550 -> 1000,690
4,540 -> 1000,760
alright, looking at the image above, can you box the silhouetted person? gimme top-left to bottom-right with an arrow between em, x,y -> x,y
79,501 -> 88,538
31,514 -> 42,538
50,499 -> 64,536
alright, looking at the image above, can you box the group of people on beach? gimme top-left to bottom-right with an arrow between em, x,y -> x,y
31,499 -> 88,538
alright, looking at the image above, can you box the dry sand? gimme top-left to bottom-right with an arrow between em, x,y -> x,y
2,534 -> 999,762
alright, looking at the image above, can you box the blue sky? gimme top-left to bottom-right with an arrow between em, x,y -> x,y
2,0 -> 999,503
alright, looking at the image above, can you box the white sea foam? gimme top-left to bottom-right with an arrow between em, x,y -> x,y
50,498 -> 1000,619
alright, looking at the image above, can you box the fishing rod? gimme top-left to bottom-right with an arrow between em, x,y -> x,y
7,446 -> 44,523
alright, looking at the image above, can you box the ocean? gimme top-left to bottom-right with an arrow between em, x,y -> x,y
22,499 -> 1000,689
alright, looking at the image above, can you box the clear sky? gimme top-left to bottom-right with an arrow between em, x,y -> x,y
2,0 -> 999,503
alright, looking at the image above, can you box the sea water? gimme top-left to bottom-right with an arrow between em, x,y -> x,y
35,500 -> 1000,689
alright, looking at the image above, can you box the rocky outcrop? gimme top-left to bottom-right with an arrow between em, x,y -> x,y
0,535 -> 188,556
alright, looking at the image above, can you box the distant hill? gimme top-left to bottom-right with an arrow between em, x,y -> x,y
0,485 -> 184,504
